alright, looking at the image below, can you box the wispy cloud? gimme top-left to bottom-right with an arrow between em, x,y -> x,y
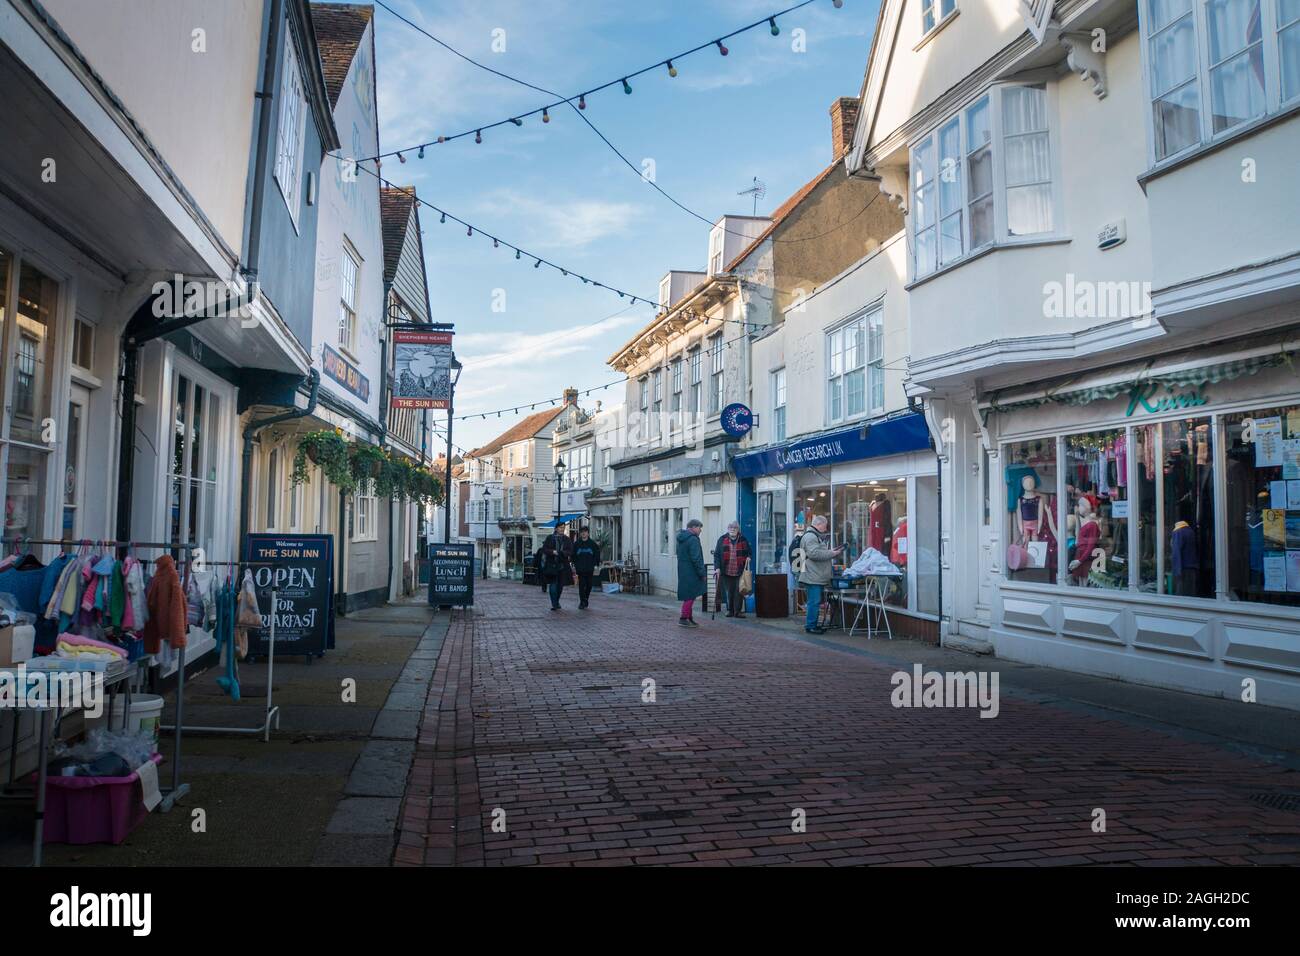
473,189 -> 644,249
459,312 -> 643,372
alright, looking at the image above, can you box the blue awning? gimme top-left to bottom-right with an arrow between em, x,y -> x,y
732,412 -> 932,479
539,512 -> 587,528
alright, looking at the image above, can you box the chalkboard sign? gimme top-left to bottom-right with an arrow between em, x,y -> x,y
243,534 -> 336,656
428,543 -> 474,606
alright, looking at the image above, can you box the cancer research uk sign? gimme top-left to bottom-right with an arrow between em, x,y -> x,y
428,543 -> 474,607
392,329 -> 453,410
244,534 -> 336,656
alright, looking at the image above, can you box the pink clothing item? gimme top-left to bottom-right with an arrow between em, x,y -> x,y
55,632 -> 127,658
680,598 -> 695,619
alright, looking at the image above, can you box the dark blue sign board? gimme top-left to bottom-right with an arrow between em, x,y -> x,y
428,543 -> 475,607
732,412 -> 931,479
243,533 -> 336,655
721,402 -> 754,438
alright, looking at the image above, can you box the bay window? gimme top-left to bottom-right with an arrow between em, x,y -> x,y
909,85 -> 1053,280
1144,0 -> 1300,163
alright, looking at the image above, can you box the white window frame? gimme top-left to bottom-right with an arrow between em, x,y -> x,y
921,0 -> 958,36
339,241 -> 360,352
708,227 -> 724,275
907,83 -> 1060,282
658,276 -> 671,310
689,347 -> 703,414
273,30 -> 308,226
772,368 -> 787,444
825,306 -> 885,426
708,334 -> 724,416
353,489 -> 379,542
1141,0 -> 1297,165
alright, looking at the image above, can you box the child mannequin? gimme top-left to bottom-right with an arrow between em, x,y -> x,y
1068,498 -> 1101,581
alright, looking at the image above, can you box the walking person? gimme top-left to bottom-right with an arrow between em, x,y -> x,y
797,515 -> 842,634
712,521 -> 752,618
572,526 -> 601,610
675,518 -> 707,627
541,522 -> 574,611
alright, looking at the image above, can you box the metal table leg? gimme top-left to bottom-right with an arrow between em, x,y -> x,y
33,708 -> 50,867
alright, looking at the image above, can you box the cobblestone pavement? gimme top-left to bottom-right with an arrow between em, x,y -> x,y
397,581 -> 1300,867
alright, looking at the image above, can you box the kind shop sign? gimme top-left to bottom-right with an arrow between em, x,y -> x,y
243,534 -> 336,656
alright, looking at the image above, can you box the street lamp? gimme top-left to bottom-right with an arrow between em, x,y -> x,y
554,458 -> 566,535
481,486 -> 491,579
444,357 -> 462,544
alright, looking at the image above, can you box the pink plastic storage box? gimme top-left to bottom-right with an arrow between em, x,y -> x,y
40,754 -> 162,845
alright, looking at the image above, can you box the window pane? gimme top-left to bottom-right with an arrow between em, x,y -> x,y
11,262 -> 58,445
829,331 -> 842,375
830,379 -> 843,421
1224,406 -> 1300,607
1153,81 -> 1202,157
940,0 -> 955,15
1150,13 -> 1198,96
969,195 -> 994,248
1209,46 -> 1266,133
915,226 -> 937,276
1004,439 -> 1059,583
845,369 -> 865,416
6,445 -> 49,538
1135,424 -> 1160,591
1064,431 -> 1130,589
834,480 -> 907,608
172,376 -> 190,478
914,180 -> 936,229
190,385 -> 205,480
844,321 -> 861,369
1283,22 -> 1300,101
938,119 -> 962,217
1161,417 -> 1215,598
1205,0 -> 1261,62
1004,132 -> 1051,186
915,475 -> 939,614
939,213 -> 963,265
965,97 -> 991,152
1002,86 -> 1048,135
1007,183 -> 1054,236
1149,0 -> 1192,32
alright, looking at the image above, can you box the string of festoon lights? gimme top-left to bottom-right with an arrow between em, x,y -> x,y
365,0 -> 844,164
365,170 -> 767,332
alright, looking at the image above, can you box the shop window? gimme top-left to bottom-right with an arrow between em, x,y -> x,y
1063,430 -> 1131,589
1225,405 -> 1300,606
170,375 -> 223,556
2,259 -> 57,540
794,481 -> 831,536
834,479 -> 908,607
757,491 -> 788,574
915,475 -> 940,615
1003,439 -> 1059,583
1160,417 -> 1215,597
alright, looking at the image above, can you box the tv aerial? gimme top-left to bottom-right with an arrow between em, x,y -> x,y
737,177 -> 767,216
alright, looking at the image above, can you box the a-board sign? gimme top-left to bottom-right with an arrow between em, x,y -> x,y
427,542 -> 474,606
243,534 -> 336,656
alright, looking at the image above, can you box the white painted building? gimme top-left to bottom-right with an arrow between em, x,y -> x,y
845,0 -> 1300,706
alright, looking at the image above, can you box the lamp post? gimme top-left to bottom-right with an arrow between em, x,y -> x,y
444,358 -> 462,544
481,486 -> 491,579
554,458 -> 566,535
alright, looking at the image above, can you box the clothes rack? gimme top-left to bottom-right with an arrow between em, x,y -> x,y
161,561 -> 281,742
0,538 -> 198,815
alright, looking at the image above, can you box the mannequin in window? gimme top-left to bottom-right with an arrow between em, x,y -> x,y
1068,498 -> 1101,582
891,515 -> 908,567
1171,511 -> 1199,596
868,493 -> 892,554
1016,473 -> 1058,572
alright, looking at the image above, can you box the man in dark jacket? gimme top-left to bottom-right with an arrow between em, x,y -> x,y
540,522 -> 574,611
571,527 -> 601,610
676,519 -> 706,627
712,521 -> 752,618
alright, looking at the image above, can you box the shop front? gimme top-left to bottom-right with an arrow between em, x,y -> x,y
733,411 -> 939,638
985,341 -> 1300,709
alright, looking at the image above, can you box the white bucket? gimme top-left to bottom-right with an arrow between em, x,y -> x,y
106,694 -> 165,750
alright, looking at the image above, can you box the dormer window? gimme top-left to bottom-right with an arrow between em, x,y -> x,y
658,276 -> 671,310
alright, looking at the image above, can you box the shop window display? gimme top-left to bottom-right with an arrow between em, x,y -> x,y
794,480 -> 831,533
4,260 -> 58,539
1135,424 -> 1159,592
756,491 -> 787,574
1063,430 -> 1129,589
1225,405 -> 1300,607
1161,417 -> 1215,598
1003,439 -> 1059,583
834,480 -> 907,607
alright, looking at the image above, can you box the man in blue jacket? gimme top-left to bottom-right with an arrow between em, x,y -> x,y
571,527 -> 601,610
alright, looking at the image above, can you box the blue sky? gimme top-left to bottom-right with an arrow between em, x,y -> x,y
367,0 -> 880,453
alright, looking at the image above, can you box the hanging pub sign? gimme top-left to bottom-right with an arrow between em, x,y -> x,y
427,542 -> 474,607
392,329 -> 454,409
243,534 -> 336,656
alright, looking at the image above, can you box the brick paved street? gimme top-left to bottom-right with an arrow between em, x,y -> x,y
397,581 -> 1300,867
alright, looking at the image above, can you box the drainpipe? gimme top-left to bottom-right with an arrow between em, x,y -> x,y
243,0 -> 282,289
239,369 -> 320,549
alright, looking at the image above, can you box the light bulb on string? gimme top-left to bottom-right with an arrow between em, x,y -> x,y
439,212 -> 446,224
534,259 -> 541,268
467,226 -> 473,237
833,0 -> 843,7
417,145 -> 425,159
475,130 -> 482,144
716,40 -> 728,55
542,108 -> 550,123
510,117 -> 522,126
437,135 -> 446,143
622,78 -> 632,94
397,151 -> 406,163
493,238 -> 499,248
666,60 -> 677,77
515,249 -> 521,260
578,94 -> 586,110
769,17 -> 779,34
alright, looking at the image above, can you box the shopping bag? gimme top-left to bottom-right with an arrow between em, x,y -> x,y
738,560 -> 753,596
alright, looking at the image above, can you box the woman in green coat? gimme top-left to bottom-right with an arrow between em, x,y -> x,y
675,519 -> 706,627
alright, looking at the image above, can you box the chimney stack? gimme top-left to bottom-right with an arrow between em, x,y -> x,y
563,387 -> 579,406
829,96 -> 860,160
